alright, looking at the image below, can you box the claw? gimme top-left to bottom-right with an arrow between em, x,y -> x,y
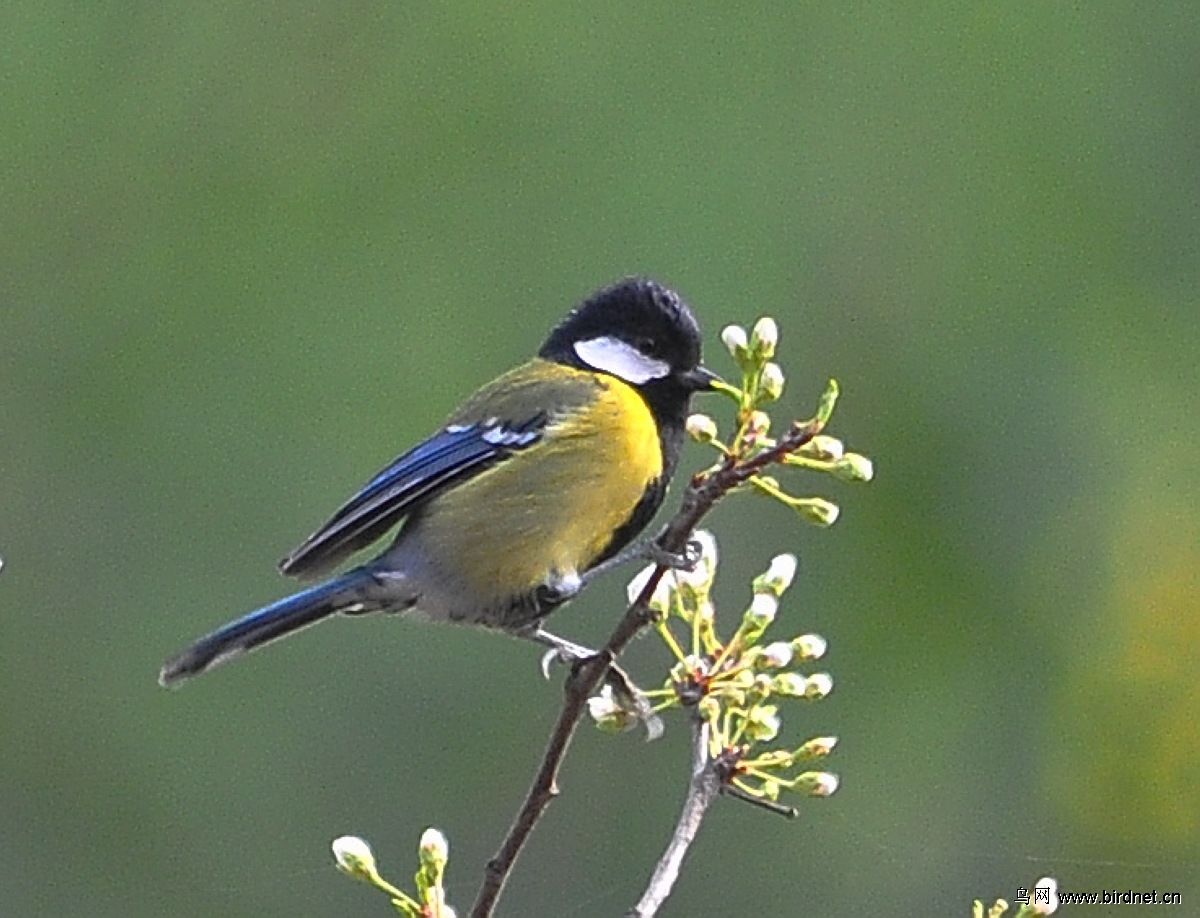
643,538 -> 702,572
540,648 -> 559,680
523,625 -> 664,740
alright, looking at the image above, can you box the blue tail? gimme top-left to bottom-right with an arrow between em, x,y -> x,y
159,569 -> 377,687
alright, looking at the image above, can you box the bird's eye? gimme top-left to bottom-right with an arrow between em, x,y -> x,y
631,335 -> 659,356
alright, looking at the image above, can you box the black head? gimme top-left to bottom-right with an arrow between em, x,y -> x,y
540,278 -> 718,404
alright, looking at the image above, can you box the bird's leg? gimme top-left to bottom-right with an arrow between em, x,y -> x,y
579,532 -> 703,587
519,623 -> 663,740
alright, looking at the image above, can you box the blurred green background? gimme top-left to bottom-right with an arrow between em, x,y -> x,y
4,4 -> 1198,915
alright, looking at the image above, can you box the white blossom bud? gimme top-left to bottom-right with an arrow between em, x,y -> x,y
796,736 -> 838,759
755,553 -> 797,595
750,317 -> 779,359
833,452 -> 874,482
796,771 -> 839,797
772,672 -> 806,697
587,685 -> 638,732
744,410 -> 771,440
791,633 -> 827,661
418,827 -> 449,872
332,835 -> 378,882
721,324 -> 749,358
799,435 -> 844,461
803,672 -> 834,699
626,564 -> 673,613
759,362 -> 785,401
686,413 -> 719,443
756,641 -> 794,668
744,704 -> 781,742
745,593 -> 778,628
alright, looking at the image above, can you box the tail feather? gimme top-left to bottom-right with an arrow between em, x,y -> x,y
159,569 -> 376,687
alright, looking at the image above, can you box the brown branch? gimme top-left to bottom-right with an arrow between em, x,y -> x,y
470,414 -> 827,918
625,717 -> 719,917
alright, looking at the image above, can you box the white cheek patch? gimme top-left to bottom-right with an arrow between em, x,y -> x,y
573,336 -> 671,385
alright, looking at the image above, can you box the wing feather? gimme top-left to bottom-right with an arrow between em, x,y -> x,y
279,416 -> 544,577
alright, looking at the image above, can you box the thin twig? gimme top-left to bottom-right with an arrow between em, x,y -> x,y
470,414 -> 827,917
625,717 -> 719,917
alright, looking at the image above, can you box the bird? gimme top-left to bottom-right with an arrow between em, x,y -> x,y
159,277 -> 718,687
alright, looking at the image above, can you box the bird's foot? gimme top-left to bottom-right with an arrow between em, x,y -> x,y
524,626 -> 663,740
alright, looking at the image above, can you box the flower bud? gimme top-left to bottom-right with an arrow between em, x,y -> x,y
795,736 -> 838,760
758,362 -> 785,401
744,704 -> 781,742
626,564 -> 673,613
745,409 -> 771,439
755,641 -> 794,669
832,452 -> 874,482
794,771 -> 839,797
418,827 -> 449,873
587,685 -> 639,733
753,553 -> 797,595
744,593 -> 778,630
747,673 -> 774,703
750,317 -> 778,359
795,497 -> 839,527
755,749 -> 795,768
685,413 -> 719,443
332,835 -> 378,883
797,435 -> 844,461
791,633 -> 827,661
803,672 -> 834,699
721,324 -> 749,358
770,672 -> 806,697
697,696 -> 721,722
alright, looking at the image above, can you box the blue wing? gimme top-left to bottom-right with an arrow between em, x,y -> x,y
279,415 -> 546,577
